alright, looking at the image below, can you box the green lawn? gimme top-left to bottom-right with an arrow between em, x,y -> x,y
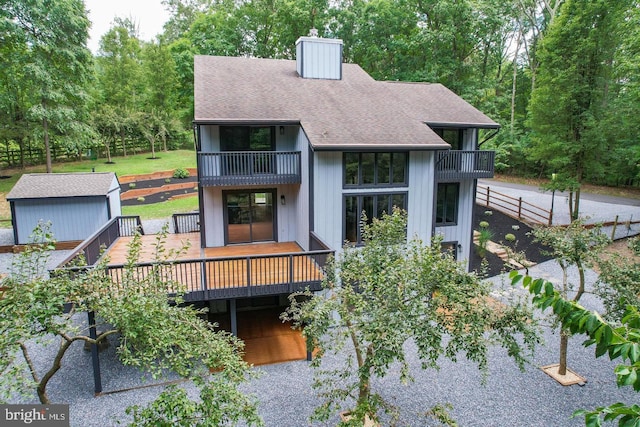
0,149 -> 197,222
122,195 -> 199,220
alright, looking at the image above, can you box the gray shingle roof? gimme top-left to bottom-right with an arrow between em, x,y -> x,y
6,172 -> 119,200
194,55 -> 498,150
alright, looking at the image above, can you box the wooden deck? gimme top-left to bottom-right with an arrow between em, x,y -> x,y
103,234 -> 327,300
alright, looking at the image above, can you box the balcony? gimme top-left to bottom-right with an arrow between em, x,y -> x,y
435,150 -> 495,181
198,151 -> 301,186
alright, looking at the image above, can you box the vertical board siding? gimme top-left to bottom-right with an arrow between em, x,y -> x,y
15,198 -> 108,244
313,151 -> 343,251
407,151 -> 434,241
295,128 -> 310,250
296,37 -> 342,80
435,180 -> 475,271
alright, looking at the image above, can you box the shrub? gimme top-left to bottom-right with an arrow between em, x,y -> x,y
165,178 -> 171,183
505,233 -> 516,242
479,221 -> 490,229
629,237 -> 640,256
128,182 -> 136,189
173,168 -> 190,179
512,225 -> 520,231
484,210 -> 493,216
137,197 -> 145,202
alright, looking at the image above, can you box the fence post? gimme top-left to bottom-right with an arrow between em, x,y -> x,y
611,215 -> 619,241
486,187 -> 490,207
518,197 -> 523,220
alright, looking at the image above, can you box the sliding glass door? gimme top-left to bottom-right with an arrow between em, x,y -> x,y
224,190 -> 275,244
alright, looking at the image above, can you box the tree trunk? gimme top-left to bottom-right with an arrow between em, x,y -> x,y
510,32 -> 522,135
43,114 -> 52,173
37,337 -> 73,403
558,328 -> 569,375
572,187 -> 581,221
120,128 -> 127,157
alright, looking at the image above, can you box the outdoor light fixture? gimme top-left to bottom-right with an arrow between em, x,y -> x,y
279,126 -> 285,135
280,195 -> 286,205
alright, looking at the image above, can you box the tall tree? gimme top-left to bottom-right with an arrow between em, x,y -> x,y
528,0 -> 631,220
1,0 -> 94,172
95,18 -> 144,157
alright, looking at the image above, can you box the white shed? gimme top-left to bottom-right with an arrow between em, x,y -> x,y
7,172 -> 121,244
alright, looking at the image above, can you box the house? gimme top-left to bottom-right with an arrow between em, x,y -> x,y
193,35 -> 496,268
7,172 -> 121,245
189,35 -> 497,339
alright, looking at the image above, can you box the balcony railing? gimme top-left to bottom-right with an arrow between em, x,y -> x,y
198,151 -> 301,186
435,150 -> 495,181
103,249 -> 331,302
53,216 -> 334,302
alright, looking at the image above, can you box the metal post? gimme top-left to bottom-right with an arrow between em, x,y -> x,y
518,197 -> 523,220
229,299 -> 238,337
486,187 -> 490,207
87,311 -> 102,395
550,189 -> 555,226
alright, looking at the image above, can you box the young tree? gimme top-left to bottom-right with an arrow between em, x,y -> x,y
531,220 -> 609,376
283,209 -> 539,425
511,271 -> 640,426
0,224 -> 262,425
596,237 -> 640,323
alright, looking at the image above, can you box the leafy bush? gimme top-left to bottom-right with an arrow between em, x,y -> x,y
128,182 -> 136,189
629,237 -> 640,256
173,168 -> 190,179
137,197 -> 145,202
479,221 -> 490,229
505,233 -> 516,242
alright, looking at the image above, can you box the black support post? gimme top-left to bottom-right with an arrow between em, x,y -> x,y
87,311 -> 102,395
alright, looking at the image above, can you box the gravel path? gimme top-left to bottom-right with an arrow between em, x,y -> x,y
5,260 -> 637,427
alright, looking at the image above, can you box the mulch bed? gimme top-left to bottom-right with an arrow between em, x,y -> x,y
120,176 -> 198,205
470,204 -> 553,277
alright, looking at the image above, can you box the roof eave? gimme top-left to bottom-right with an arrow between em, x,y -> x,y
310,143 -> 451,151
193,119 -> 301,126
426,122 -> 501,129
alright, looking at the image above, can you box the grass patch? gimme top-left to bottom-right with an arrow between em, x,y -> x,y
122,195 -> 198,220
0,150 -> 196,221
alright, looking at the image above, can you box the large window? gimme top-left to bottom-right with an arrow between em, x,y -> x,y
433,128 -> 463,150
220,126 -> 274,151
436,183 -> 459,225
344,193 -> 407,243
344,152 -> 407,187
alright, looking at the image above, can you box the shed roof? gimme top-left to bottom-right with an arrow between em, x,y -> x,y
194,56 -> 499,150
7,172 -> 119,200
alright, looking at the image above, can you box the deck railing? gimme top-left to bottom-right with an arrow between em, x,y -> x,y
198,151 -> 301,186
476,185 -> 551,225
103,249 -> 333,301
436,150 -> 495,181
57,215 -> 143,267
173,212 -> 200,233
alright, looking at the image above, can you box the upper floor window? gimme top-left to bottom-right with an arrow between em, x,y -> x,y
344,152 -> 407,187
220,126 -> 274,151
433,128 -> 463,150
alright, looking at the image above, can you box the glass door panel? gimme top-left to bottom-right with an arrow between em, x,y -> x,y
225,191 -> 275,244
